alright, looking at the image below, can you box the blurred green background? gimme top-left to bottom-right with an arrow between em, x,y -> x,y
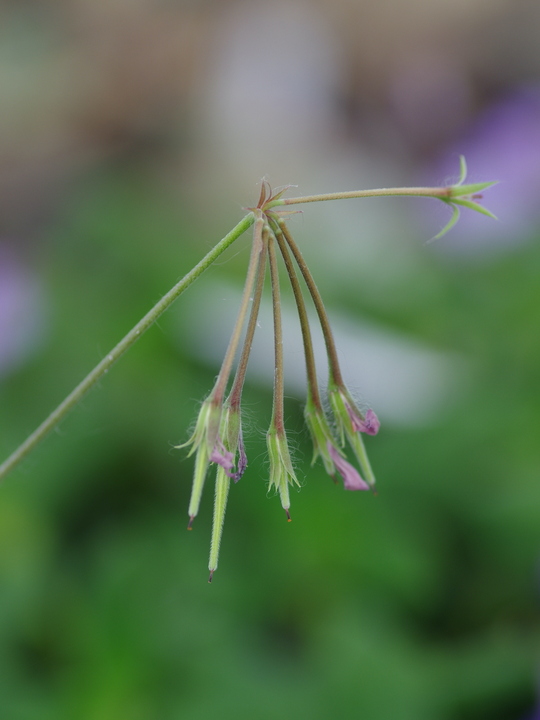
1,1 -> 540,719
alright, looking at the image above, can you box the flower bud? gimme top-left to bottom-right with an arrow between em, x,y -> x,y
266,423 -> 299,520
304,396 -> 338,477
223,405 -> 247,482
176,398 -> 223,528
177,400 -> 247,529
329,383 -> 379,441
305,395 -> 370,490
328,381 -> 378,487
177,397 -> 222,458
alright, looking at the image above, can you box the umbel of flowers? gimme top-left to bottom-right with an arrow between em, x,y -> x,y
178,160 -> 497,581
180,183 -> 381,582
0,158 -> 496,583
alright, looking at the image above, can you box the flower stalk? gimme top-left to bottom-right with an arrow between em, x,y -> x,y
276,217 -> 379,481
0,213 -> 255,484
180,211 -> 266,529
227,226 -> 268,414
276,219 -> 344,386
270,217 -> 373,490
269,218 -> 320,407
266,227 -> 300,518
267,156 -> 497,214
206,237 -> 268,579
209,211 -> 266,407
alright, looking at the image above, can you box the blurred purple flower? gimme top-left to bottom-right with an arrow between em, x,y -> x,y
521,674 -> 540,720
523,703 -> 540,720
0,243 -> 45,378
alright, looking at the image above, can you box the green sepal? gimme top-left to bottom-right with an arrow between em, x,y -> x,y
266,423 -> 299,514
304,396 -> 337,476
452,198 -> 498,219
456,155 -> 468,185
451,180 -> 499,197
432,204 -> 461,241
176,397 -> 222,456
347,432 -> 377,488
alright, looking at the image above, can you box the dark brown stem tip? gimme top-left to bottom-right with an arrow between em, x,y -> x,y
285,509 -> 292,522
208,570 -> 214,583
187,516 -> 195,531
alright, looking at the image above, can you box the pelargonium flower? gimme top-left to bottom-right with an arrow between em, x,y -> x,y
329,383 -> 380,450
176,396 -> 223,528
207,405 -> 246,582
329,382 -> 380,441
221,404 -> 248,481
177,398 -> 245,529
304,396 -> 369,491
304,395 -> 338,477
328,381 -> 378,487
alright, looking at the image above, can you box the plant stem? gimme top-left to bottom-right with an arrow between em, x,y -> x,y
228,232 -> 267,411
278,219 -> 344,387
0,213 -> 255,483
267,228 -> 285,433
210,212 -> 264,405
269,186 -> 452,207
270,220 -> 321,410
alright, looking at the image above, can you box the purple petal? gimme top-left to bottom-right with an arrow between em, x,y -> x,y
210,440 -> 234,472
327,443 -> 369,491
348,406 -> 380,436
230,430 -> 248,483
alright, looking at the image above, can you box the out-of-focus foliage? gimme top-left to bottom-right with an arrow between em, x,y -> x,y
1,1 -> 540,719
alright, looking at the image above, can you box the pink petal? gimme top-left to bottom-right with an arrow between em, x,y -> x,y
348,406 -> 380,436
210,440 -> 234,472
327,443 -> 369,491
231,430 -> 248,483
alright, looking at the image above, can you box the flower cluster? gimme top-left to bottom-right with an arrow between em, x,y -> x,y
179,182 -> 380,582
175,160 -> 498,582
0,157 -> 496,569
